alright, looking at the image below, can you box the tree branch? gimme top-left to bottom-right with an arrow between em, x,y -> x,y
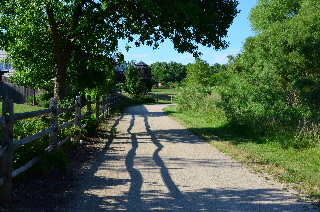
69,0 -> 89,33
46,5 -> 63,63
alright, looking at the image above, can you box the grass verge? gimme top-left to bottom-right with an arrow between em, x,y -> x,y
148,88 -> 177,104
0,102 -> 45,114
150,87 -> 178,94
164,105 -> 320,203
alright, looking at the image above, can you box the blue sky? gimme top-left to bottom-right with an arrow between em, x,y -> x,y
118,0 -> 257,65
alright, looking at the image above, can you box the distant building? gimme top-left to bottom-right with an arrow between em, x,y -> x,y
0,50 -> 12,82
0,51 -> 12,70
135,61 -> 152,92
0,50 -> 6,61
115,62 -> 127,84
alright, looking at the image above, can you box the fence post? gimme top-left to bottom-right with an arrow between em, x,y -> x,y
49,98 -> 58,151
0,99 -> 14,203
105,95 -> 109,116
33,89 -> 36,105
96,96 -> 100,120
87,95 -> 92,115
108,95 -> 111,112
113,94 -> 116,109
75,96 -> 81,142
102,95 -> 106,118
110,94 -> 114,111
114,94 -> 117,109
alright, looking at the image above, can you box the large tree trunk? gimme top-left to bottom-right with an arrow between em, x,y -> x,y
54,63 -> 68,100
46,5 -> 70,100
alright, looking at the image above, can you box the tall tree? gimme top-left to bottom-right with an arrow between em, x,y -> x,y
0,0 -> 239,99
150,62 -> 187,85
219,0 -> 320,137
250,0 -> 302,33
185,59 -> 212,86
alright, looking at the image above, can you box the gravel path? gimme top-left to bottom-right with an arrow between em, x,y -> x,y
60,104 -> 316,212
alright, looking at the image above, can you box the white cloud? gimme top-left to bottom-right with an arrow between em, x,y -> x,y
203,48 -> 241,65
133,54 -> 149,58
167,54 -> 194,64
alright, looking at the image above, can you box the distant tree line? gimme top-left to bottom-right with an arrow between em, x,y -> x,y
149,61 -> 227,88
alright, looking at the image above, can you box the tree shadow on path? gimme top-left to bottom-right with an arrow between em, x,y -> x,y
15,104 -> 314,212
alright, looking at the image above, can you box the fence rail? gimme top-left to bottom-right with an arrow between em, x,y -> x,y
148,93 -> 176,103
0,93 -> 121,202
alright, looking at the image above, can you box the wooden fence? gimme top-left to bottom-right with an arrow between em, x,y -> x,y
0,82 -> 46,104
148,93 -> 176,103
0,93 -> 121,202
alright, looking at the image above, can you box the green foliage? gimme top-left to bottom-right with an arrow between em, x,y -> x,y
121,66 -> 145,97
27,96 -> 36,105
151,88 -> 179,94
185,59 -> 213,86
12,114 -> 75,175
216,0 -> 320,148
150,62 -> 187,86
36,91 -> 54,108
0,0 -> 239,99
40,148 -> 70,175
183,59 -> 227,87
82,115 -> 99,137
13,117 -> 51,170
250,0 -> 302,33
176,86 -> 227,126
117,94 -> 155,112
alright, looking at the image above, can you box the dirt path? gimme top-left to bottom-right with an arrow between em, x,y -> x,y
2,104 -> 317,212
58,104 -> 316,211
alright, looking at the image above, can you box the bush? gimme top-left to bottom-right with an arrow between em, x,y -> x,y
13,117 -> 51,169
36,91 -> 54,108
27,96 -> 36,105
176,86 -> 227,126
216,64 -> 320,148
82,115 -> 99,136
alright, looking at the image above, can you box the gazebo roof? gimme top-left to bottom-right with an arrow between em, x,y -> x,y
135,61 -> 151,69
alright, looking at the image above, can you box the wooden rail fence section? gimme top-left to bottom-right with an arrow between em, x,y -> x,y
148,93 -> 176,103
0,93 -> 120,202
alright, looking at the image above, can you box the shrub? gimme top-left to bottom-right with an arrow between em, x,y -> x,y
36,91 -> 54,108
13,117 -> 51,170
27,96 -> 36,105
82,115 -> 99,136
176,85 -> 227,126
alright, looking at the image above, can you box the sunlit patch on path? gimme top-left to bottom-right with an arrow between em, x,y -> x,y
65,104 -> 317,212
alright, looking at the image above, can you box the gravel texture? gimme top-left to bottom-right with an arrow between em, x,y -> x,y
2,104 -> 318,211
64,104 -> 317,211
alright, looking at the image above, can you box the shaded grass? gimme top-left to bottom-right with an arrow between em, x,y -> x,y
164,105 -> 320,202
150,87 -> 178,94
116,94 -> 156,112
0,102 -> 45,114
148,88 -> 177,104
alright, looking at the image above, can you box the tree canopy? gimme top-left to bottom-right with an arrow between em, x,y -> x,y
249,0 -> 302,33
0,0 -> 239,99
150,62 -> 187,86
216,0 -> 320,144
